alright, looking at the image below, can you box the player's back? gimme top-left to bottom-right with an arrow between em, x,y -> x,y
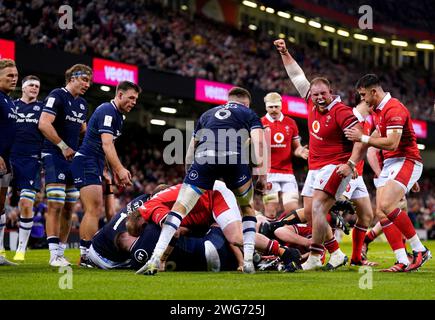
41,87 -> 88,154
140,184 -> 214,234
92,194 -> 149,263
195,102 -> 262,154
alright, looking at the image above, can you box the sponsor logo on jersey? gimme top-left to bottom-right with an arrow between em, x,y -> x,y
189,170 -> 199,180
134,249 -> 148,263
312,120 -> 320,133
104,115 -> 113,127
273,132 -> 285,144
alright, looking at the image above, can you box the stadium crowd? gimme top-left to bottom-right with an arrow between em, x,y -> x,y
305,0 -> 435,34
0,0 -> 434,121
0,1 -> 433,273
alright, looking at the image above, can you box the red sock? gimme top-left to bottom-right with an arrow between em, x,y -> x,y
387,208 -> 416,239
364,229 -> 377,244
380,218 -> 405,251
267,240 -> 280,256
352,224 -> 367,262
324,236 -> 339,254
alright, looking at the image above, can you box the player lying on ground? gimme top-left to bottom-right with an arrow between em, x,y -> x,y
89,183 -> 301,272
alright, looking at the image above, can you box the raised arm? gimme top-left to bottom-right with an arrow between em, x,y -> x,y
274,39 -> 310,98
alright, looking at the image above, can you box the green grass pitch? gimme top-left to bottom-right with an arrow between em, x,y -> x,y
1,241 -> 434,300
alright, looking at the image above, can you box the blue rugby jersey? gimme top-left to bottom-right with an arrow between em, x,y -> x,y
91,194 -> 150,263
0,90 -> 17,161
77,101 -> 123,161
194,102 -> 263,156
11,99 -> 44,156
41,87 -> 87,155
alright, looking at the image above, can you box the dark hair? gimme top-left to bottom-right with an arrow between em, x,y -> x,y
228,87 -> 251,103
310,77 -> 331,88
116,81 -> 142,94
22,75 -> 40,84
65,64 -> 92,83
356,74 -> 381,89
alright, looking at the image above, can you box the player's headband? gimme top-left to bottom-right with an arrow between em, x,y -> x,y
71,71 -> 92,78
265,100 -> 282,107
22,79 -> 40,88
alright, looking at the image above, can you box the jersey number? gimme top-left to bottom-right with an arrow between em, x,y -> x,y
214,109 -> 231,120
113,213 -> 127,230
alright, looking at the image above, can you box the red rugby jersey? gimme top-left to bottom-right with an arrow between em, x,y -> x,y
371,93 -> 421,162
261,113 -> 300,174
307,96 -> 360,170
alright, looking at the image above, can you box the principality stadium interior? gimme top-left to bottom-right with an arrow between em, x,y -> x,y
0,0 -> 434,300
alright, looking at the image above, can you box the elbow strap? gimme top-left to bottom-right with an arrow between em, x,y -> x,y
284,62 -> 310,97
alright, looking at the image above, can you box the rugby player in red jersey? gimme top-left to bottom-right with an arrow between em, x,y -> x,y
274,39 -> 366,270
261,92 -> 308,220
345,74 -> 431,271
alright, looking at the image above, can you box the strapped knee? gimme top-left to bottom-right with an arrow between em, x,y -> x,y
176,183 -> 204,213
65,187 -> 80,204
263,192 -> 279,204
46,185 -> 66,204
19,189 -> 37,203
235,184 -> 253,207
282,192 -> 299,205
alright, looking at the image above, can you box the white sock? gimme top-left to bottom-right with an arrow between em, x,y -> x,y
153,212 -> 182,258
58,242 -> 67,258
47,236 -> 60,261
0,213 -> 5,250
408,234 -> 425,252
17,216 -> 34,253
242,217 -> 257,262
394,248 -> 409,265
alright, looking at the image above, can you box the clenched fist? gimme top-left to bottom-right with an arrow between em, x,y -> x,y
274,39 -> 288,54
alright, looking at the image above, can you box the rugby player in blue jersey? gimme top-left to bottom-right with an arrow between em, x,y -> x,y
141,87 -> 268,275
38,64 -> 92,267
71,81 -> 140,266
9,75 -> 44,261
0,59 -> 18,266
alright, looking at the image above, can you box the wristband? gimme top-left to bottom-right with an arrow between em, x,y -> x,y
347,159 -> 356,171
280,49 -> 288,55
56,140 -> 69,151
360,135 -> 370,144
104,183 -> 114,195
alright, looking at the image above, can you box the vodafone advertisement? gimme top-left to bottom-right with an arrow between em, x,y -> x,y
0,39 -> 15,60
195,79 -> 232,104
92,58 -> 138,86
195,79 -> 309,119
412,119 -> 427,139
282,96 -> 308,118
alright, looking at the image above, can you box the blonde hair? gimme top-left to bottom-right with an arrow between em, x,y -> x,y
264,92 -> 282,107
0,59 -> 16,71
